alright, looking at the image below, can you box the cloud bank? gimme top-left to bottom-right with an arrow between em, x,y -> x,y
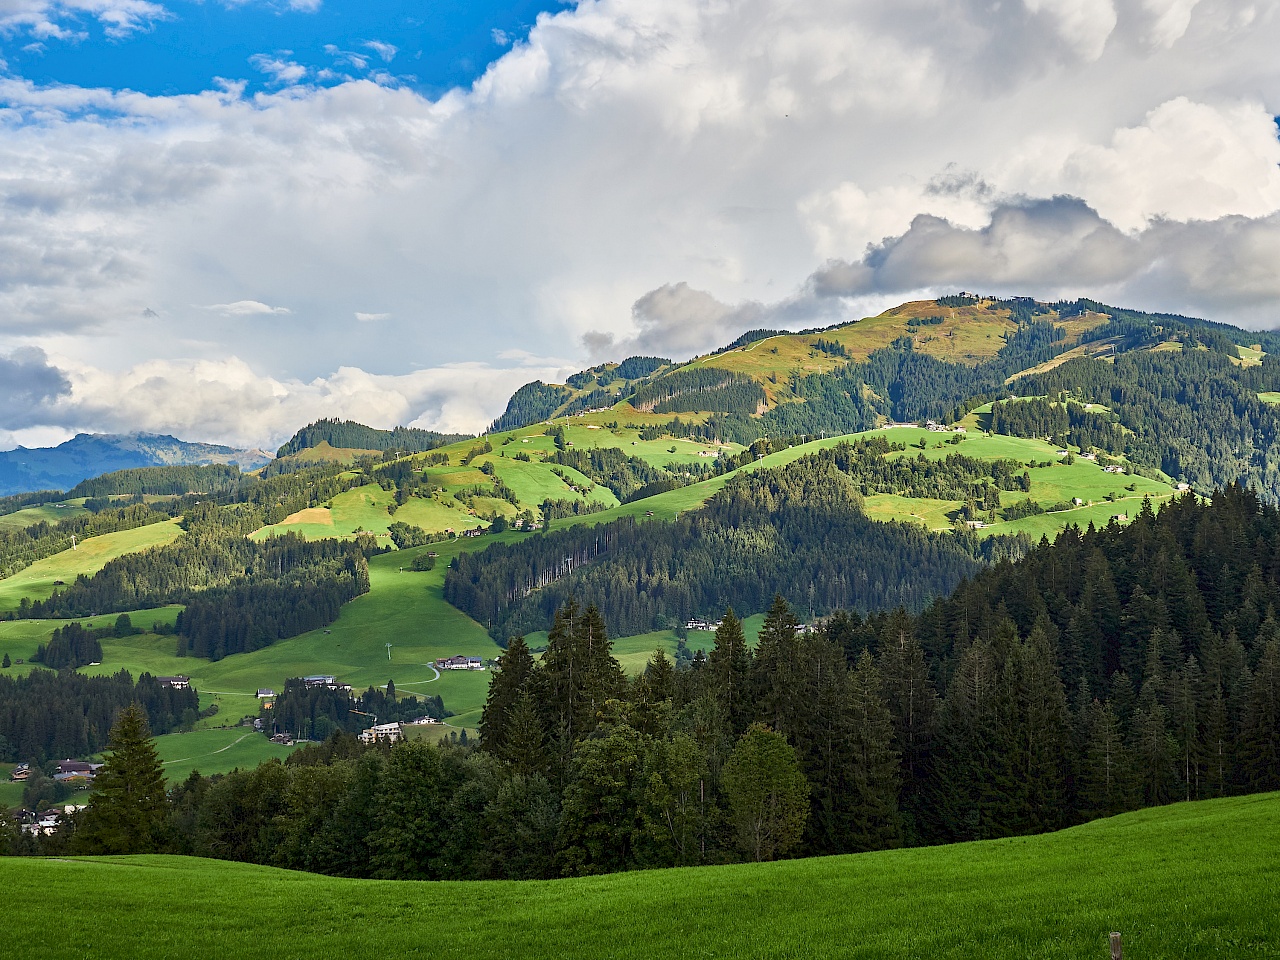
0,0 -> 1278,445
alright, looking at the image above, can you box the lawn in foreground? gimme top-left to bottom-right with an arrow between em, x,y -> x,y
2,792 -> 1274,960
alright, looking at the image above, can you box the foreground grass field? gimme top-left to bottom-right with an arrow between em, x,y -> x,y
2,793 -> 1275,959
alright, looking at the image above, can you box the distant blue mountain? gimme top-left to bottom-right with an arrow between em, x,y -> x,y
0,433 -> 273,497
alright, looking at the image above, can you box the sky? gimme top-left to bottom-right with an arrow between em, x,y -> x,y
1,0 -> 1279,450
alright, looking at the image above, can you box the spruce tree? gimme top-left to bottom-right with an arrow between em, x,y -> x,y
1077,698 -> 1135,819
708,608 -> 750,738
479,635 -> 535,756
76,704 -> 168,854
844,650 -> 902,851
752,595 -> 801,739
1241,639 -> 1280,789
876,613 -> 937,842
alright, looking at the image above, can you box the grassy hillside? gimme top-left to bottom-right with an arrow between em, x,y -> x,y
0,501 -> 89,531
2,793 -> 1275,960
0,520 -> 184,612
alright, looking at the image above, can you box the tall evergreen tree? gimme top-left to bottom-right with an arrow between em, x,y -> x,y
75,704 -> 168,854
753,595 -> 801,740
479,635 -> 535,757
708,608 -> 751,739
844,651 -> 902,851
1241,639 -> 1280,789
1077,698 -> 1135,819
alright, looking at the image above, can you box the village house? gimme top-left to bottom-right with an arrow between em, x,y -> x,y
436,656 -> 484,671
407,716 -> 440,725
256,688 -> 276,699
302,675 -> 352,693
156,676 -> 190,690
53,760 -> 102,785
10,763 -> 30,782
359,722 -> 404,745
1103,465 -> 1126,474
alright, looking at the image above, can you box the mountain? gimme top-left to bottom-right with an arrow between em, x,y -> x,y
0,432 -> 273,496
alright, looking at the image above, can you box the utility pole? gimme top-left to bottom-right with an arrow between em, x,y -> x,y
386,643 -> 393,661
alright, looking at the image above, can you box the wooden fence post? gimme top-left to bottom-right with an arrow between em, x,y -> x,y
1109,932 -> 1122,960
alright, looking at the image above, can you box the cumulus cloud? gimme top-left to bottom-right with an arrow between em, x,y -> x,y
29,354 -> 576,448
1,0 -> 1280,442
355,311 -> 389,322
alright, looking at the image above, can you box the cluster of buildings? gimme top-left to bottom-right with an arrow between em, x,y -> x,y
435,656 -> 485,671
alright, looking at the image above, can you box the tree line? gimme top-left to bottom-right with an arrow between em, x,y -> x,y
15,485 -> 1280,880
66,464 -> 242,500
275,419 -> 468,459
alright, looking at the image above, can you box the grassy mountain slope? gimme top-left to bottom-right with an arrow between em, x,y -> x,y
3,792 -> 1276,960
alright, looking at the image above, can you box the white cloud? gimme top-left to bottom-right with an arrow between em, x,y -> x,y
205,300 -> 292,316
249,53 -> 308,86
1,0 -> 1280,442
0,0 -> 170,40
25,354 -> 577,447
362,40 -> 397,63
355,311 -> 389,322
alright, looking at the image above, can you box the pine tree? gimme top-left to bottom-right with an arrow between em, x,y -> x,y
708,608 -> 750,738
1077,698 -> 1134,819
752,595 -> 801,739
844,651 -> 902,851
479,636 -> 535,756
75,704 -> 168,854
1241,639 -> 1280,789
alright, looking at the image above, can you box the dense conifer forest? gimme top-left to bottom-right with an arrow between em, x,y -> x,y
0,669 -> 198,766
275,419 -> 468,458
445,447 -> 1029,640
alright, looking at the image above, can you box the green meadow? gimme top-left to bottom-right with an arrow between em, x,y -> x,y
0,501 -> 88,531
0,519 -> 184,612
150,727 -> 301,783
1,792 -> 1274,960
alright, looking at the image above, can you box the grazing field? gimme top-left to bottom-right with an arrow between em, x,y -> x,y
150,727 -> 301,783
0,520 -> 184,612
0,607 -> 181,677
1260,392 -> 1280,406
2,793 -> 1275,960
0,501 -> 88,531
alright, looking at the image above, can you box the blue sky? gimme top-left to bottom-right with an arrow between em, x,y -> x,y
1,0 -> 564,97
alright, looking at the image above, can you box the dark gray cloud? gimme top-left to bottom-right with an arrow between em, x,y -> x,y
0,347 -> 71,428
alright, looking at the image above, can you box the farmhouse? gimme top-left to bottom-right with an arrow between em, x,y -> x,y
156,676 -> 190,690
53,760 -> 102,784
256,689 -> 276,699
10,763 -> 29,782
302,675 -> 352,692
436,656 -> 484,671
359,722 -> 404,745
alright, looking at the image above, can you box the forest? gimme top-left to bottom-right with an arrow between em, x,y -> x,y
33,486 -> 1280,875
0,502 -> 174,580
0,668 -> 199,766
445,449 -> 1028,641
275,419 -> 468,458
66,464 -> 242,500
